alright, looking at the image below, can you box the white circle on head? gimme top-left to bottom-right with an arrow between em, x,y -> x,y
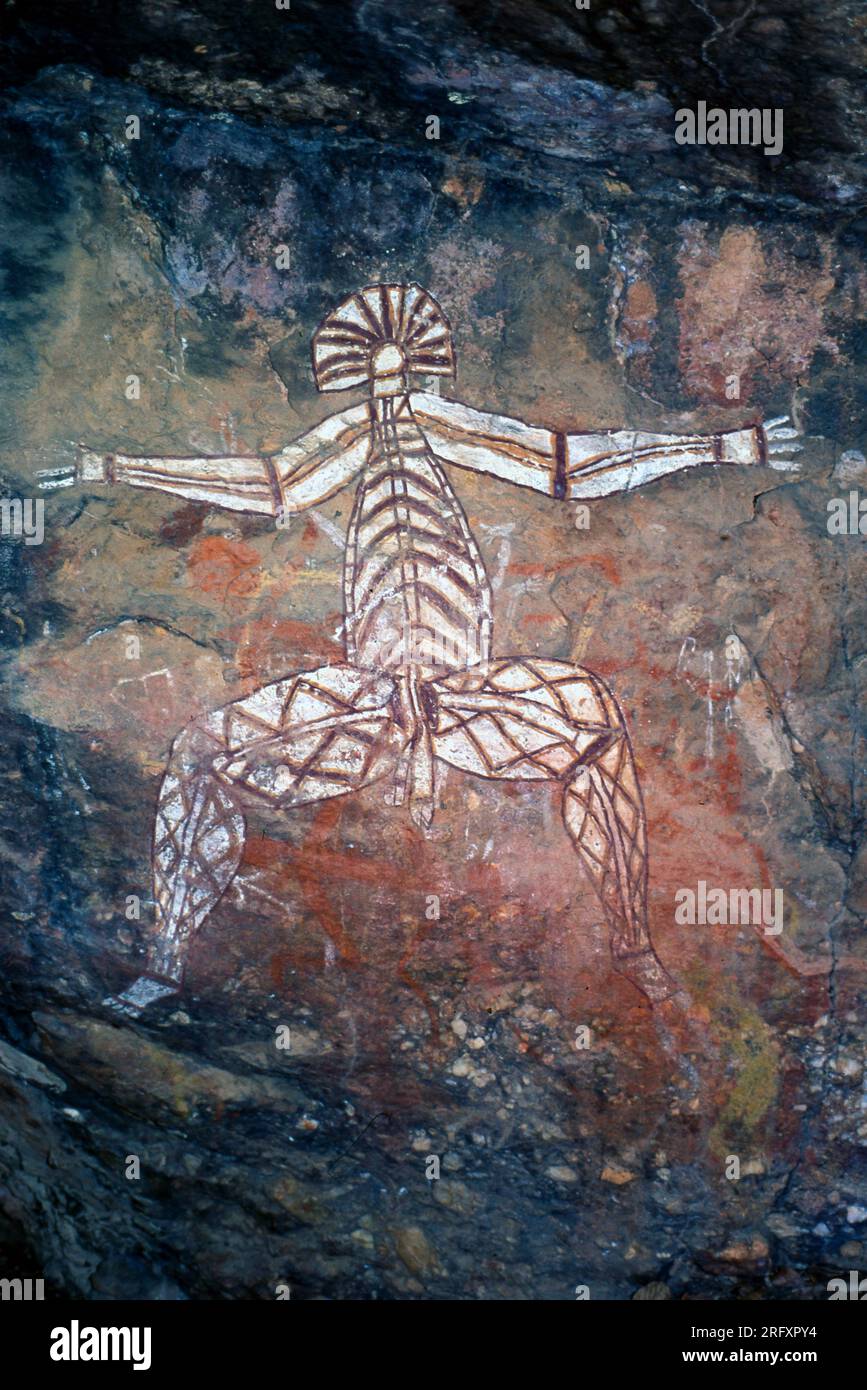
372,343 -> 406,376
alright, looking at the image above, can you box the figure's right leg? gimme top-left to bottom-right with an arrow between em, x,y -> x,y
105,663 -> 402,1016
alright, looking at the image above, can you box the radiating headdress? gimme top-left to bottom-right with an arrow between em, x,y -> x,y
312,283 -> 455,393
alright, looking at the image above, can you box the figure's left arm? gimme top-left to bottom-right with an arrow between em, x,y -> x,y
410,391 -> 801,500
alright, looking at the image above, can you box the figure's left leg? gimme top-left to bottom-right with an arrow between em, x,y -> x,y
561,722 -> 676,1004
428,658 -> 679,1005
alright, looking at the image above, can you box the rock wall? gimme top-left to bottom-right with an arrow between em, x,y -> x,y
0,0 -> 864,1299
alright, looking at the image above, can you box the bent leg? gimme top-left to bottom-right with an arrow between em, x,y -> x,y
563,737 -> 676,1005
428,657 -> 678,1004
150,720 -> 246,987
106,663 -> 402,1015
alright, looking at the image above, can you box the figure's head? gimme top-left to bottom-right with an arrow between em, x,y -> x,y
312,283 -> 455,397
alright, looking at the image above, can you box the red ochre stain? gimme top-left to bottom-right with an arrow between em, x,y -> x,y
397,934 -> 442,1048
261,801 -> 362,967
159,501 -> 206,546
231,616 -> 344,679
187,535 -> 263,598
678,671 -> 737,706
269,947 -> 292,993
716,731 -> 744,816
244,815 -> 459,1046
508,553 -> 621,585
521,611 -> 564,627
244,827 -> 446,898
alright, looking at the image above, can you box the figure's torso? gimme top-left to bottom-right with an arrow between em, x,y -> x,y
344,394 -> 491,679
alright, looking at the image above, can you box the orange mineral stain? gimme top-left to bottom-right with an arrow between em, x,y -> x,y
187,536 -> 263,599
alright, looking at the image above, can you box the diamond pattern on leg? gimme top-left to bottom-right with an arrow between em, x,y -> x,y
426,656 -> 672,1002
143,662 -> 404,988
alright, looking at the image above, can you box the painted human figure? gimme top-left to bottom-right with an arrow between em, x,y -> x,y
40,283 -> 801,1016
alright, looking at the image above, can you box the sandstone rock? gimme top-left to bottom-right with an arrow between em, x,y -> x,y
602,1164 -> 638,1186
392,1225 -> 440,1277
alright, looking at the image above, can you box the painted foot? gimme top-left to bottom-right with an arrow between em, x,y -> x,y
654,996 -> 720,1101
612,945 -> 685,1007
103,975 -> 181,1017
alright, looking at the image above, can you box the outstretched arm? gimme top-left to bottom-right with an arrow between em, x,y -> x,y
38,402 -> 374,517
410,391 -> 801,500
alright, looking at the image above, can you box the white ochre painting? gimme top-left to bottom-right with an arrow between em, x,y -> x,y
40,282 -> 802,1017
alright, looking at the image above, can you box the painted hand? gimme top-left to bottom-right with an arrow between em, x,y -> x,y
37,446 -> 107,490
762,415 -> 803,470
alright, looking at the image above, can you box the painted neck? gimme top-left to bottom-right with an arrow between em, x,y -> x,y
371,371 -> 409,402
370,388 -> 411,425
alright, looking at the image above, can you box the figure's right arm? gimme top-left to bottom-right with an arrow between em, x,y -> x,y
38,402 -> 373,518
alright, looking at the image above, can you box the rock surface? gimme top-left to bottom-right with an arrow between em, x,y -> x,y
0,0 -> 864,1299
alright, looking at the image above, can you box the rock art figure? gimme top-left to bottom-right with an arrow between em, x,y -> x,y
40,283 -> 801,1016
